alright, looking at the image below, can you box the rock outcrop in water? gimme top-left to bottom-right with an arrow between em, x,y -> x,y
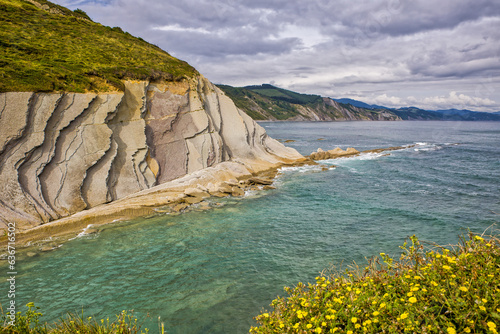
0,76 -> 304,232
309,147 -> 360,160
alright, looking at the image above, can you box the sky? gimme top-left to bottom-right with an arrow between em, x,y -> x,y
52,0 -> 500,111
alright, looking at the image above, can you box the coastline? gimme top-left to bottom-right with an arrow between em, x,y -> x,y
0,157 -> 312,253
0,144 -> 416,254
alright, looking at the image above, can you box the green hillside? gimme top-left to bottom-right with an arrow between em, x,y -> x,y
217,84 -> 402,121
217,84 -> 309,120
244,84 -> 322,104
0,0 -> 196,92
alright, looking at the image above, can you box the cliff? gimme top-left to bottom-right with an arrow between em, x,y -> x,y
218,85 -> 500,122
0,0 -> 306,236
217,84 -> 402,121
0,77 -> 304,233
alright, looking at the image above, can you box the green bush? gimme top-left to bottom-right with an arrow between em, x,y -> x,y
251,232 -> 500,333
0,303 -> 151,334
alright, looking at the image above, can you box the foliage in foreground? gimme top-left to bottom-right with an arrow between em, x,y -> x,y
251,232 -> 500,333
0,303 -> 152,334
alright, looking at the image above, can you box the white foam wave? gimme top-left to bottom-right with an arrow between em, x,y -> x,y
331,152 -> 387,163
68,224 -> 98,240
279,165 -> 325,174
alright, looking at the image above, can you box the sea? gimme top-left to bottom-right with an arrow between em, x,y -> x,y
1,121 -> 499,333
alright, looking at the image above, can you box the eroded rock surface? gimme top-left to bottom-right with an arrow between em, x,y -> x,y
0,76 -> 304,231
309,147 -> 360,160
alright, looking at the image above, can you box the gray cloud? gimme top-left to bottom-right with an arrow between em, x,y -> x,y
52,0 -> 500,111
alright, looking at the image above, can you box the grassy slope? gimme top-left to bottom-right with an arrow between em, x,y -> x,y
217,84 -> 306,120
0,0 -> 197,92
217,84 -> 396,121
244,84 -> 322,105
218,85 -> 500,122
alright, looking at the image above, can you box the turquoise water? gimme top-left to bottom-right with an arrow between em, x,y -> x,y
1,121 -> 499,333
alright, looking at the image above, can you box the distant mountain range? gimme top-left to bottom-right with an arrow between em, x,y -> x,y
217,84 -> 500,121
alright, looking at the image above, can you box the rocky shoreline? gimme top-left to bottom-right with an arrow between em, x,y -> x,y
0,158 -> 312,254
0,144 -> 413,257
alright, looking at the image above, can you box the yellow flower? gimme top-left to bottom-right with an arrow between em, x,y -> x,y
401,313 -> 408,320
474,236 -> 484,241
447,327 -> 456,334
322,322 -> 327,326
488,322 -> 497,329
409,297 -> 417,303
379,303 -> 386,309
306,324 -> 313,329
459,286 -> 468,292
315,327 -> 322,333
355,324 -> 361,329
480,306 -> 486,311
347,331 -> 353,334
279,323 -> 284,328
442,265 -> 451,270
262,313 -> 269,318
372,311 -> 380,316
407,292 -> 413,297
365,320 -> 372,325
464,327 -> 471,333
351,317 -> 358,323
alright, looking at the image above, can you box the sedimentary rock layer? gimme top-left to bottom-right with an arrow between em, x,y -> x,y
0,76 -> 304,231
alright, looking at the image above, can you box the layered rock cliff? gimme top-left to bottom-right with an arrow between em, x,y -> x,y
0,76 -> 304,232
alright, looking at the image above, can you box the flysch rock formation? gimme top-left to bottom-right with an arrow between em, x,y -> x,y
0,75 -> 305,235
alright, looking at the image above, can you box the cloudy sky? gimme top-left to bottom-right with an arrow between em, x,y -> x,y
53,0 -> 500,111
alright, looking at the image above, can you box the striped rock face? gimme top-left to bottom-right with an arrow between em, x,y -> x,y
0,76 -> 303,231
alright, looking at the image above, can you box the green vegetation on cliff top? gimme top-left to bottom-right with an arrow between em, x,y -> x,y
216,84 -> 398,121
0,0 -> 197,93
218,84 -> 500,122
216,84 -> 313,120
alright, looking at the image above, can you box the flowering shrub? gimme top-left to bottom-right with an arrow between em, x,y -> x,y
251,232 -> 500,333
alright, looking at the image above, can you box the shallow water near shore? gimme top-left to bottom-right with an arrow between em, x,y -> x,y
1,121 -> 499,333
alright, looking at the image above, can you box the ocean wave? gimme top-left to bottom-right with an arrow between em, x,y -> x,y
68,224 -> 100,240
279,165 -> 326,174
413,142 -> 460,152
327,152 -> 388,163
